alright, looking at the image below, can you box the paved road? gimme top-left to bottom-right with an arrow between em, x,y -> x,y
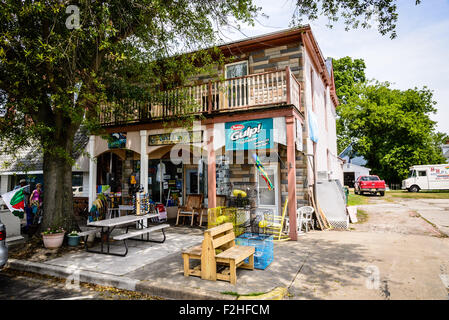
0,271 -> 95,300
0,269 -> 157,300
288,230 -> 449,300
295,196 -> 449,300
397,198 -> 449,236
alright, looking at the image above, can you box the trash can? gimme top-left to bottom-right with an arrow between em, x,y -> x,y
344,186 -> 349,204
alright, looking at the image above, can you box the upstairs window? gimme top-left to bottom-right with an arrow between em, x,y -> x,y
225,61 -> 248,79
225,61 -> 248,107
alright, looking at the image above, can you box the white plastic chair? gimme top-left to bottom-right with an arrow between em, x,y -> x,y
297,206 -> 315,233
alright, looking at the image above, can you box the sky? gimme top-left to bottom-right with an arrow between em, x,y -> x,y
219,0 -> 449,135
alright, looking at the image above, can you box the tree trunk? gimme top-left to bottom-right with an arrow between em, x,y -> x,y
41,131 -> 77,232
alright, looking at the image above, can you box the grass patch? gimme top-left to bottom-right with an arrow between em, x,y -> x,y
221,291 -> 267,297
386,190 -> 449,199
347,193 -> 370,206
356,209 -> 369,224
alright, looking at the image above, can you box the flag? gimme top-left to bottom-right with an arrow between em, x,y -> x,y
1,185 -> 29,219
252,154 -> 274,190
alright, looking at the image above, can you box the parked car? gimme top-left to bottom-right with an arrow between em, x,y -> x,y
354,175 -> 386,196
0,218 -> 7,269
402,164 -> 449,192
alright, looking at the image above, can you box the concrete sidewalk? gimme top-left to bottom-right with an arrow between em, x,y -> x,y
6,226 -> 306,299
396,199 -> 449,237
6,224 -> 449,300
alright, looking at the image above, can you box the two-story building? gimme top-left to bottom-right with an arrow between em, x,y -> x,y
87,26 -> 343,240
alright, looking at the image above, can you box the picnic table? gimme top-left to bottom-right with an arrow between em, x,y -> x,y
83,214 -> 169,257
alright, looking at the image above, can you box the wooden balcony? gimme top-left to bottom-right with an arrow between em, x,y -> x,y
99,67 -> 301,127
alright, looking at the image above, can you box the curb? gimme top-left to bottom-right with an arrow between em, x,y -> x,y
136,280 -> 237,300
7,259 -> 138,291
7,259 -> 286,300
7,259 -> 236,300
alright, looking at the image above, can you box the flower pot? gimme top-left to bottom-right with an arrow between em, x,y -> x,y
42,232 -> 65,249
67,235 -> 80,247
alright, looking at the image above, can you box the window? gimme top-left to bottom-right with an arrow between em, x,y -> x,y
225,61 -> 248,79
225,61 -> 248,107
408,170 -> 416,178
418,171 -> 427,177
72,172 -> 83,187
360,176 -> 380,181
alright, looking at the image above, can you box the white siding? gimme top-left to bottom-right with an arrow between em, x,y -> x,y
303,48 -> 342,185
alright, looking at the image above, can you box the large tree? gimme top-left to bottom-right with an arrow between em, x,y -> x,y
0,0 -> 427,231
0,0 -> 260,231
332,56 -> 367,153
333,56 -> 447,183
292,0 -> 422,39
337,80 -> 447,184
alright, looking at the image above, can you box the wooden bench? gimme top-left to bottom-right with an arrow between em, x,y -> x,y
182,222 -> 255,285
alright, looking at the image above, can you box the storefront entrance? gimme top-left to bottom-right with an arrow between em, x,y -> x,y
147,157 -> 207,208
256,163 -> 280,216
96,150 -> 140,206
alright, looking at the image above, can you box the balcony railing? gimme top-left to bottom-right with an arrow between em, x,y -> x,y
99,66 -> 301,126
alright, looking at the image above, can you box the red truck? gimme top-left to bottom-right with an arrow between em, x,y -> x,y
354,175 -> 386,196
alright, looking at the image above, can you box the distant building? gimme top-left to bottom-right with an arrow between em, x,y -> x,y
339,143 -> 371,187
442,141 -> 449,164
0,130 -> 89,198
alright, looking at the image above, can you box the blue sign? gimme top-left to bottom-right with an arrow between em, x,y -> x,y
225,118 -> 273,151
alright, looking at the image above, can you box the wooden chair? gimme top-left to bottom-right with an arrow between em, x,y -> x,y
176,194 -> 204,226
182,222 -> 255,285
264,199 -> 290,241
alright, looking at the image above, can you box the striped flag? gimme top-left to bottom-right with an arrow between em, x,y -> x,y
1,185 -> 29,219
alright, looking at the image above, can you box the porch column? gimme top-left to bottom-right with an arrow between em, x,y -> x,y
140,130 -> 148,193
206,124 -> 216,209
88,135 -> 97,210
286,116 -> 298,240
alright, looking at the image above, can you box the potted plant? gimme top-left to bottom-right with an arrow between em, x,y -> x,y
41,227 -> 65,249
67,230 -> 80,247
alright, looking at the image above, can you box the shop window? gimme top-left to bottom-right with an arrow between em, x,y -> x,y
148,157 -> 208,207
148,160 -> 162,203
162,160 -> 183,206
96,150 -> 140,205
72,172 -> 83,187
10,174 -> 43,191
216,155 -> 231,196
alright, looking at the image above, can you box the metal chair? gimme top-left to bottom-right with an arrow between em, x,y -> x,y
297,206 -> 315,233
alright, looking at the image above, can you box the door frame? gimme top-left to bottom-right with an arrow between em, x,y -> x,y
416,168 -> 429,190
256,162 -> 280,216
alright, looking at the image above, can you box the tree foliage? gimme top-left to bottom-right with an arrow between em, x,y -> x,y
292,0 -> 422,39
0,0 -> 260,230
337,79 -> 447,184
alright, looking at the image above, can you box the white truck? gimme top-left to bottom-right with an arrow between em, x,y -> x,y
402,164 -> 449,192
